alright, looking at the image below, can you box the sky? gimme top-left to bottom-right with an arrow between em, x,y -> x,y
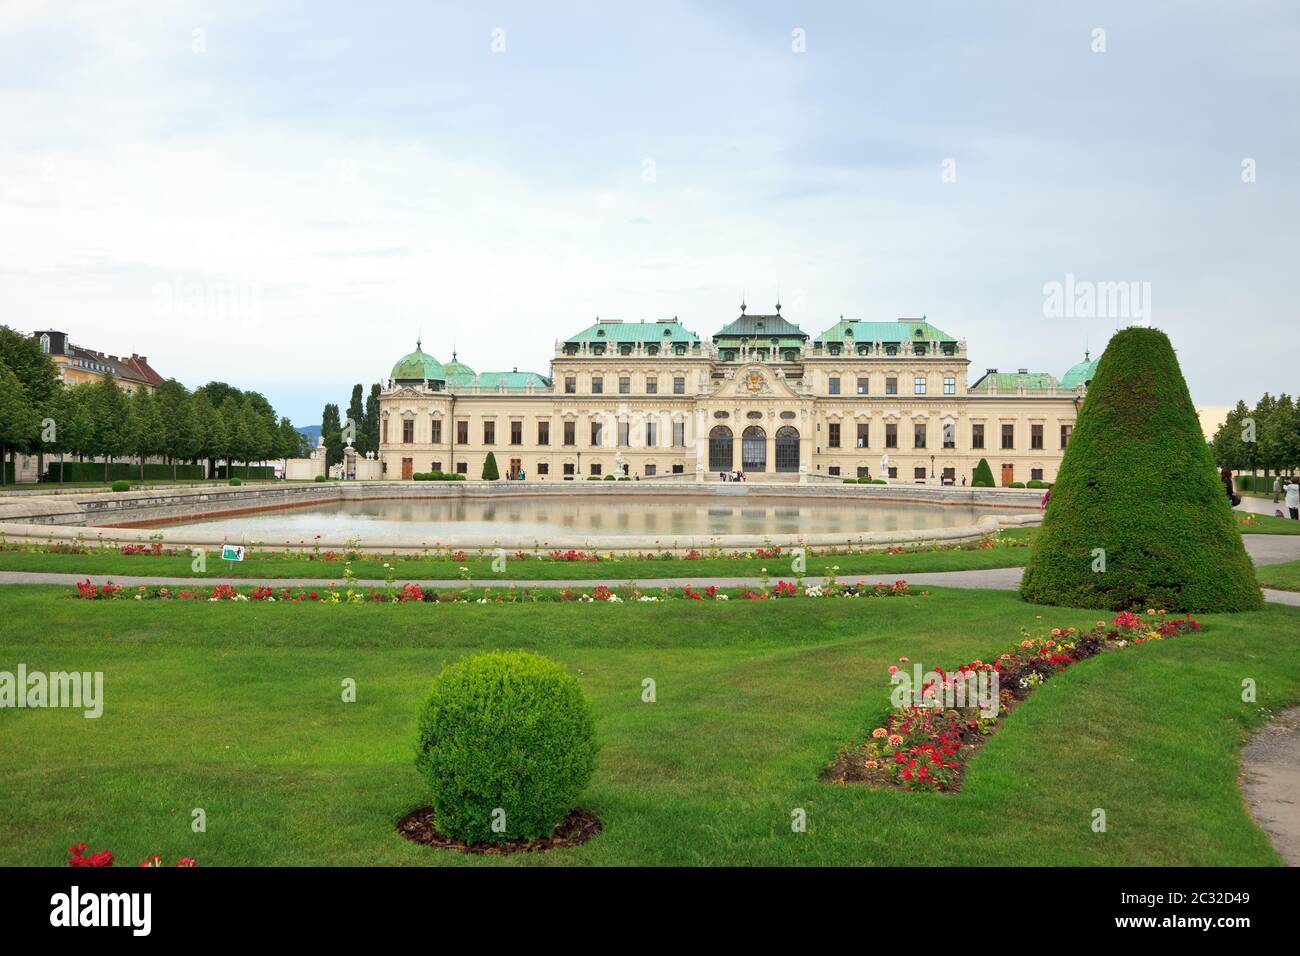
1,0 -> 1296,426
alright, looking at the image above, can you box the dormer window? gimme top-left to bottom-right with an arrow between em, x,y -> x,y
39,333 -> 50,354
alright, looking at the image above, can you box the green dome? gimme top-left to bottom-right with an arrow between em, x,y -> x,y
442,351 -> 475,379
1061,351 -> 1099,388
390,340 -> 445,383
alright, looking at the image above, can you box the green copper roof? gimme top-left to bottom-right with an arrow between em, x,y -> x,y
390,341 -> 445,383
714,312 -> 808,341
968,370 -> 1060,393
816,318 -> 957,344
564,318 -> 699,345
447,370 -> 551,390
1060,352 -> 1099,388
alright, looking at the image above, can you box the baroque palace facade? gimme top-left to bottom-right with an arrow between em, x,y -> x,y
377,307 -> 1098,485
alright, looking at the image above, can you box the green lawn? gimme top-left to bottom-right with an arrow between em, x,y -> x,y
0,584 -> 1293,866
0,531 -> 1035,580
1256,559 -> 1300,591
1236,512 -> 1300,534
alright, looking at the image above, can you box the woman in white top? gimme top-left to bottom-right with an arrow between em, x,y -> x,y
1285,476 -> 1300,520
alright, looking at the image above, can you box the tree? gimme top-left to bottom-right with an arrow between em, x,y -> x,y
482,451 -> 499,481
156,379 -> 199,479
346,384 -> 365,454
1019,327 -> 1261,613
0,365 -> 39,484
322,403 -> 343,469
128,386 -> 164,480
1210,401 -> 1250,471
275,417 -> 304,460
192,392 -> 223,478
971,458 -> 994,487
88,375 -> 130,482
363,383 -> 381,454
58,385 -> 95,481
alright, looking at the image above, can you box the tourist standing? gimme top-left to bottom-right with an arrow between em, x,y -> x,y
1285,476 -> 1299,520
1274,475 -> 1282,503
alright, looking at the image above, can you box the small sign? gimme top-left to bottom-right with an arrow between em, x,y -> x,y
221,545 -> 245,562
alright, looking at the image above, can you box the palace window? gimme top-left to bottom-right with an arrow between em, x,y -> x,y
402,419 -> 414,444
382,419 -> 388,444
673,421 -> 685,447
619,376 -> 630,394
1031,424 -> 1044,450
971,424 -> 984,449
1060,424 -> 1072,449
457,421 -> 469,444
943,423 -> 955,449
914,376 -> 926,395
914,466 -> 927,480
537,463 -> 549,475
483,421 -> 495,445
563,462 -> 575,477
538,421 -> 550,445
510,421 -> 523,445
674,344 -> 687,355
914,423 -> 926,449
618,421 -> 630,446
828,423 -> 840,448
590,463 -> 602,476
828,465 -> 840,476
885,376 -> 898,395
1001,424 -> 1015,449
645,422 -> 656,446
564,376 -> 575,394
430,420 -> 442,444
431,461 -> 441,473
672,464 -> 684,474
563,421 -> 575,445
943,376 -> 956,395
591,376 -> 603,394
857,466 -> 870,478
857,377 -> 869,395
456,461 -> 467,474
828,376 -> 840,395
885,423 -> 898,448
591,422 -> 603,446
673,376 -> 685,395
1031,468 -> 1044,481
856,423 -> 869,448
646,376 -> 658,394
645,464 -> 656,477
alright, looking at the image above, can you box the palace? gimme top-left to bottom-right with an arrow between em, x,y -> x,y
377,307 -> 1098,485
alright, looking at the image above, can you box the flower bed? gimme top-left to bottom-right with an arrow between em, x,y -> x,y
68,843 -> 196,867
825,610 -> 1202,793
70,577 -> 924,605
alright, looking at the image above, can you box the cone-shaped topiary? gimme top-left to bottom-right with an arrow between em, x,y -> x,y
481,451 -> 499,480
1020,327 -> 1261,612
971,458 -> 995,487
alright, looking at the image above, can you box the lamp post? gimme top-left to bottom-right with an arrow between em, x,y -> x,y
930,454 -> 935,479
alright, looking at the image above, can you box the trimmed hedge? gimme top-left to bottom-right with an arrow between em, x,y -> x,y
1026,479 -> 1048,489
1019,327 -> 1261,613
43,462 -> 207,482
415,651 -> 598,845
1007,481 -> 1025,488
971,458 -> 995,488
110,480 -> 131,492
213,465 -> 274,480
411,471 -> 465,481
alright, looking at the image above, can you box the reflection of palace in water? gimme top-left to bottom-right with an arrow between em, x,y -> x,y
379,307 -> 1097,486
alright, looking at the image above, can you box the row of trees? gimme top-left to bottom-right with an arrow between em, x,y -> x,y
320,383 -> 382,468
1211,394 -> 1300,477
0,325 -> 307,484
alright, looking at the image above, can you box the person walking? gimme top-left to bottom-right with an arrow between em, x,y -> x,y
1041,484 -> 1052,511
1220,466 -> 1239,507
1274,475 -> 1282,503
1285,475 -> 1299,520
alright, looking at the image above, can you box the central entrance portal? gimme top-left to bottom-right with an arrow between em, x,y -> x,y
742,425 -> 766,472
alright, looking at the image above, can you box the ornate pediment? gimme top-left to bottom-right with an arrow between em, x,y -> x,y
714,363 -> 802,400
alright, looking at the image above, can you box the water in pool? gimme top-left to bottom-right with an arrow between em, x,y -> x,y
145,495 -> 989,540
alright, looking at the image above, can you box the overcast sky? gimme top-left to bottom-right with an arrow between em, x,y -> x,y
2,1 -> 1296,426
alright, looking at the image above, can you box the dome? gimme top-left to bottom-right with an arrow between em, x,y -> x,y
390,340 -> 445,384
441,350 -> 475,378
1061,351 -> 1099,388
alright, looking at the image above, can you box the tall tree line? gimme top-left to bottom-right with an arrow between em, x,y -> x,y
0,325 -> 307,484
321,382 -> 382,468
1211,393 -> 1300,478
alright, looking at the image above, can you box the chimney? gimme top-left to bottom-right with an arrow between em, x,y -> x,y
1018,367 -> 1028,374
986,368 -> 998,374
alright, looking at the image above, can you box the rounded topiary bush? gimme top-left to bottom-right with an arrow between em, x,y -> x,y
971,458 -> 995,487
1020,326 -> 1261,613
228,477 -> 241,486
415,651 -> 598,845
110,479 -> 130,492
314,474 -> 327,482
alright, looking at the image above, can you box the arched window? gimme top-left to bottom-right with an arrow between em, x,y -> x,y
708,425 -> 733,471
742,425 -> 766,472
775,426 -> 799,473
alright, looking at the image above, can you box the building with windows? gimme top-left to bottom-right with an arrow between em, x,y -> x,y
378,308 -> 1095,485
31,329 -> 165,395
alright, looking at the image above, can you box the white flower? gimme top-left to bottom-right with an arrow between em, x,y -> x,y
716,594 -> 729,600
